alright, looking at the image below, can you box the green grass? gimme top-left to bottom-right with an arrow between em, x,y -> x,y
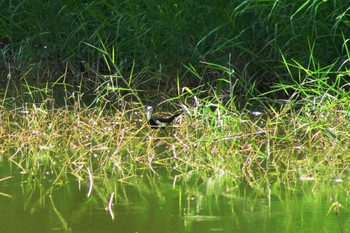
0,71 -> 350,190
1,0 -> 350,95
1,0 -> 350,192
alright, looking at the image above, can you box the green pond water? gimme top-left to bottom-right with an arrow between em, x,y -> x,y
0,162 -> 349,233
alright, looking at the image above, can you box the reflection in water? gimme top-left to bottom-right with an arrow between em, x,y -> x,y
0,164 -> 349,233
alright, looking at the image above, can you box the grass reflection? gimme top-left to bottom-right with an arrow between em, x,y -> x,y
1,166 -> 349,233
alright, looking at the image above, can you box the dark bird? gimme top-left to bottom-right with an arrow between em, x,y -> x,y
145,105 -> 181,128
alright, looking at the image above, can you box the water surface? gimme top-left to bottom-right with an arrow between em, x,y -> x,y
0,164 -> 348,233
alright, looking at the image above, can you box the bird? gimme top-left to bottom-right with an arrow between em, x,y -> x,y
145,105 -> 182,128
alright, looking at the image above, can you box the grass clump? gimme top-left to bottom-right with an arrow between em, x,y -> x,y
1,66 -> 350,190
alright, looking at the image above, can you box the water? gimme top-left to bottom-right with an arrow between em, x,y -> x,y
0,165 -> 348,233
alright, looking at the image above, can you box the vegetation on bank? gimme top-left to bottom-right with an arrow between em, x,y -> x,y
1,74 -> 350,188
0,0 -> 350,189
1,0 -> 350,94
